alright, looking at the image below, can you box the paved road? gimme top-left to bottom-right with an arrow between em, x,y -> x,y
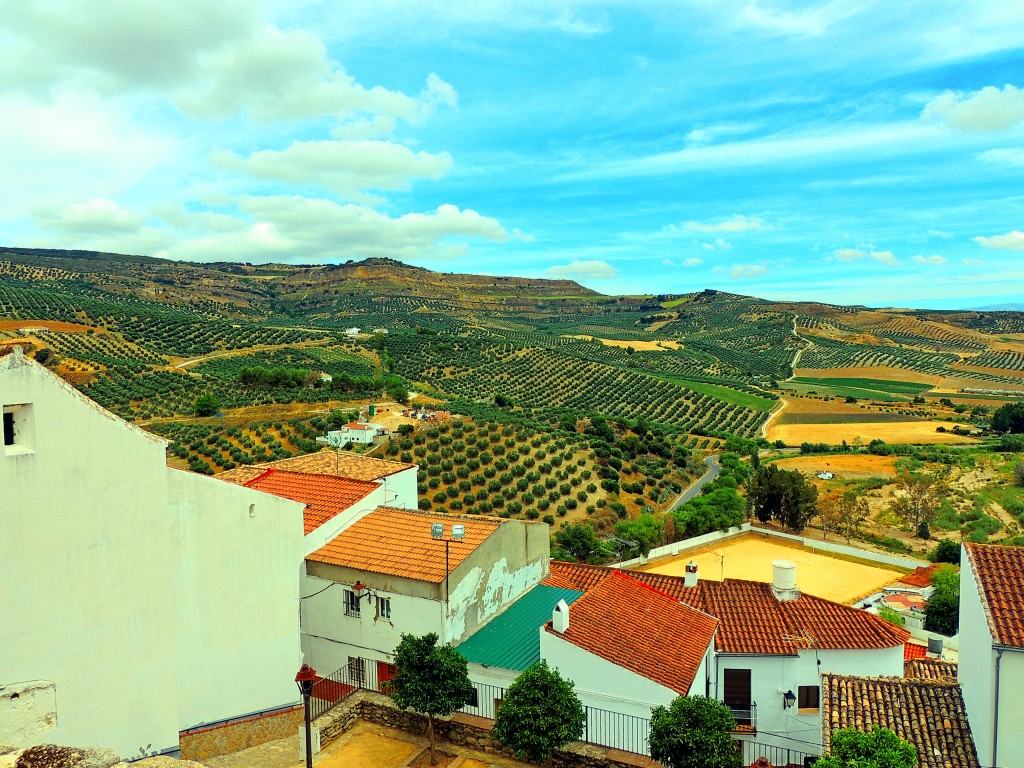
668,454 -> 721,511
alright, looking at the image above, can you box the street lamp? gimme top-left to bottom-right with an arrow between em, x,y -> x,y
295,663 -> 317,768
431,522 -> 464,603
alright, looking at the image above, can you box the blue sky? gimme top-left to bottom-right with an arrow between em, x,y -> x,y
2,1 -> 1024,308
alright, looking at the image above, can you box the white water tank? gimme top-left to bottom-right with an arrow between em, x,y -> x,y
771,559 -> 801,601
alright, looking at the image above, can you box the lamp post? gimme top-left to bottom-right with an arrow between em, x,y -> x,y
431,522 -> 464,604
295,663 -> 317,768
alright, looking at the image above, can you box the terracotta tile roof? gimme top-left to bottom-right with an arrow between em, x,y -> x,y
897,564 -> 944,589
905,659 -> 958,683
822,674 -> 979,768
549,561 -> 909,655
963,542 -> 1024,648
904,643 -> 929,661
217,449 -> 415,485
884,593 -> 927,611
243,469 -> 379,535
544,571 -> 718,695
541,572 -> 587,591
306,507 -> 503,582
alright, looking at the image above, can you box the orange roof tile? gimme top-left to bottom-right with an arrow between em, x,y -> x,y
904,658 -> 957,682
964,542 -> 1024,648
549,561 -> 909,655
544,571 -> 718,695
217,449 -> 415,485
307,507 -> 503,582
822,674 -> 979,768
897,563 -> 944,589
243,469 -> 380,535
903,642 -> 929,661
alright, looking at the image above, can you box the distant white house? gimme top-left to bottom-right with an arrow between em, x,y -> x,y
344,327 -> 361,337
320,421 -> 389,446
371,328 -> 388,334
0,346 -> 305,758
959,543 -> 1024,768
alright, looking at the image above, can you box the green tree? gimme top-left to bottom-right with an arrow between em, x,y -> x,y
552,523 -> 607,563
390,633 -> 474,765
649,696 -> 740,768
492,661 -> 585,766
614,514 -> 664,557
930,538 -> 961,565
924,565 -> 960,635
747,464 -> 818,532
991,401 -> 1024,433
817,727 -> 916,768
194,393 -> 221,417
889,469 -> 945,535
877,606 -> 905,627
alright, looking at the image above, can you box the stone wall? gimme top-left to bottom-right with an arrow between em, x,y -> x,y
179,707 -> 302,762
314,691 -> 658,768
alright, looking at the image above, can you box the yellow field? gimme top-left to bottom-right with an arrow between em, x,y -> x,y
773,454 -> 899,478
636,534 -> 904,604
768,420 -> 979,445
563,335 -> 681,350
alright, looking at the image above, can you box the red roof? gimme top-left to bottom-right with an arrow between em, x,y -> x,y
897,563 -> 944,588
244,469 -> 379,535
549,561 -> 909,655
544,571 -> 718,694
964,542 -> 1024,648
904,642 -> 929,661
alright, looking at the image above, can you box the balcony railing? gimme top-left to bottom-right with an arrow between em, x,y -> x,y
729,702 -> 757,731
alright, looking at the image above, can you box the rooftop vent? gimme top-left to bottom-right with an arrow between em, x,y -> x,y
771,559 -> 801,601
552,599 -> 569,634
684,561 -> 699,588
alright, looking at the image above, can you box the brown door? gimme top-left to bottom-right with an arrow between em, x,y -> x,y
723,668 -> 752,725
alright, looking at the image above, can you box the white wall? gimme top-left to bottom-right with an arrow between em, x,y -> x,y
1,354 -> 307,758
302,484 -> 389,555
716,645 -> 903,755
1,357 -> 179,757
167,470 -> 305,730
958,550 -> 1010,768
384,466 -> 418,511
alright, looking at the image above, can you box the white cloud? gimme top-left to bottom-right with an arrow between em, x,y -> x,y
686,122 -> 758,146
833,248 -> 898,264
922,84 -> 1024,132
739,0 -> 872,37
34,198 -> 142,235
545,260 -> 618,280
913,254 -> 948,265
683,214 -> 771,233
927,229 -> 953,239
214,139 -> 453,198
979,147 -> 1024,166
156,196 -> 508,263
962,258 -> 984,266
973,230 -> 1024,250
683,257 -> 704,267
728,264 -> 770,280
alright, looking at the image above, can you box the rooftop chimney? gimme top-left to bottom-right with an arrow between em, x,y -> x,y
684,560 -> 699,588
771,559 -> 801,601
552,599 -> 569,634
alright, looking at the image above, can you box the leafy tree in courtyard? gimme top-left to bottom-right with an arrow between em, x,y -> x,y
991,401 -> 1024,433
817,727 -> 916,768
924,565 -> 960,635
877,606 -> 905,627
390,633 -> 474,765
492,661 -> 585,766
930,538 -> 961,565
649,696 -> 740,768
747,464 -> 818,532
194,393 -> 221,417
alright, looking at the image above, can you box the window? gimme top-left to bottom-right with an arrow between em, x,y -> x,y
798,685 -> 820,711
347,657 -> 366,686
3,404 -> 34,455
344,590 -> 361,617
376,596 -> 391,621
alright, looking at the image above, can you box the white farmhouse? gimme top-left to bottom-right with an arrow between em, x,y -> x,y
322,421 -> 389,446
299,508 -> 549,678
959,542 -> 1024,768
0,347 -> 305,759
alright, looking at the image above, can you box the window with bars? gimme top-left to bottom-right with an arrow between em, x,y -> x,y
344,590 -> 361,617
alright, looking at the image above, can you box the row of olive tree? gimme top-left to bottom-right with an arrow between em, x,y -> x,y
387,633 -> 915,768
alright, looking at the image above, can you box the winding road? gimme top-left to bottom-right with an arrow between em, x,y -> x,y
668,454 -> 721,511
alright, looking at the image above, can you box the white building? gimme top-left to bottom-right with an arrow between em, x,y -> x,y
959,543 -> 1024,768
299,508 -> 549,677
548,558 -> 909,759
344,327 -> 361,337
321,422 -> 389,446
0,346 -> 305,758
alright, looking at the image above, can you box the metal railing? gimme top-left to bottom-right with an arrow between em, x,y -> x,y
458,682 -> 506,721
310,657 -> 383,720
729,702 -> 758,730
584,705 -> 650,756
739,739 -> 819,768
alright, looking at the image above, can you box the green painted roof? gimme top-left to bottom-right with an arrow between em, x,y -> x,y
458,585 -> 584,671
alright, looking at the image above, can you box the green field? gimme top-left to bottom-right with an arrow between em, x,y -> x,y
661,297 -> 692,308
667,378 -> 775,412
782,382 -> 907,402
790,376 -> 932,395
